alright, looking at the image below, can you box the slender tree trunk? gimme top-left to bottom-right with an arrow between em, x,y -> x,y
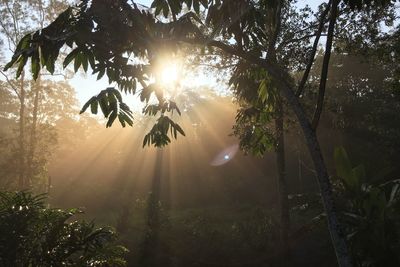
18,71 -> 26,190
275,97 -> 290,266
139,149 -> 171,267
277,77 -> 352,267
27,78 -> 41,185
264,2 -> 289,262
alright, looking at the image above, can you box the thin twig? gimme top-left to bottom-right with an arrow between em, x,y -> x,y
280,33 -> 328,47
190,62 -> 237,69
0,69 -> 21,100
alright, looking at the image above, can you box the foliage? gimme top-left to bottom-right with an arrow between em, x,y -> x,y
4,0 -> 397,150
334,147 -> 400,266
0,0 -> 80,190
0,191 -> 127,266
229,0 -> 318,156
80,87 -> 133,128
316,50 -> 400,178
0,0 -> 321,149
231,63 -> 277,156
3,0 -> 188,146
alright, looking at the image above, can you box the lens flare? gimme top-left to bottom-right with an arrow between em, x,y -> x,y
210,144 -> 239,166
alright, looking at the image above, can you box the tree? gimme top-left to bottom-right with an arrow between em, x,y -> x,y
325,23 -> 400,179
320,52 -> 400,178
4,0 -> 398,265
0,79 -> 79,190
230,2 -> 322,262
0,0 -> 73,190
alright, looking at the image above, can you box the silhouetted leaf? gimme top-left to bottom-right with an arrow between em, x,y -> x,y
90,100 -> 98,114
31,50 -> 40,80
63,48 -> 79,68
74,52 -> 82,72
80,96 -> 96,114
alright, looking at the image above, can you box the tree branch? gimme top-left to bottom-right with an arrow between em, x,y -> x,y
4,0 -> 20,46
0,69 -> 21,100
296,1 -> 332,97
311,0 -> 339,130
280,33 -> 329,48
190,62 -> 237,69
267,1 -> 283,57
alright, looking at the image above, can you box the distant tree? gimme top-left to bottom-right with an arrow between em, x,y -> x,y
0,80 -> 80,190
0,0 -> 75,190
324,52 -> 400,178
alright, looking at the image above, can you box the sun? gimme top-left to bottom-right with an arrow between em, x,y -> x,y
155,57 -> 219,98
161,63 -> 179,84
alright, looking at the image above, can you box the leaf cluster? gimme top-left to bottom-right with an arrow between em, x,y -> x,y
231,61 -> 278,156
143,115 -> 185,147
80,88 -> 134,128
151,0 -> 207,18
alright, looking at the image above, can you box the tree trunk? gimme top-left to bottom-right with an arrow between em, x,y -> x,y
275,98 -> 290,266
273,1 -> 351,263
18,71 -> 26,190
139,149 -> 171,267
27,78 -> 41,185
277,77 -> 352,267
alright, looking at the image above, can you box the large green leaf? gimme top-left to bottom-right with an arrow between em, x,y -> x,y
334,146 -> 353,181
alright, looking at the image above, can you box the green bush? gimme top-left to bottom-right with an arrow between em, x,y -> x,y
334,147 -> 400,266
0,191 -> 127,267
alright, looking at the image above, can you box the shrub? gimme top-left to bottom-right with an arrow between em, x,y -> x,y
0,191 -> 127,266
